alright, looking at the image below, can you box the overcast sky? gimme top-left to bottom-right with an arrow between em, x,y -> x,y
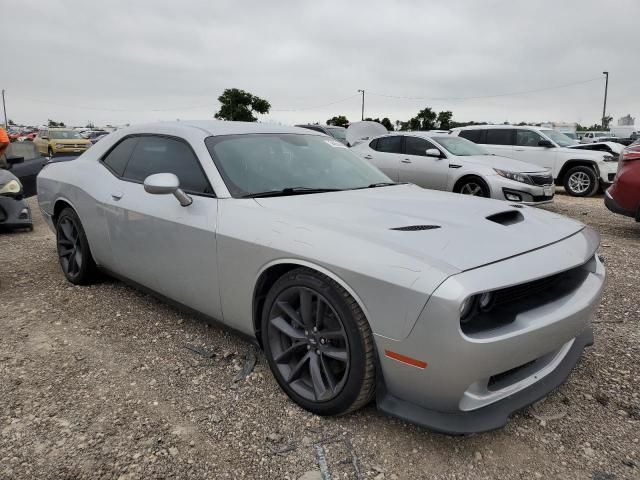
3,0 -> 638,128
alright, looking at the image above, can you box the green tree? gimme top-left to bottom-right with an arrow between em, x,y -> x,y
86,121 -> 95,129
380,117 -> 393,131
8,119 -> 15,126
602,115 -> 613,130
214,88 -> 271,122
326,115 -> 349,127
416,108 -> 437,130
436,111 -> 453,130
48,119 -> 65,127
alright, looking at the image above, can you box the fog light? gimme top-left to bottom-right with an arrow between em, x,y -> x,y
460,296 -> 476,323
505,193 -> 522,202
478,292 -> 494,311
18,208 -> 29,220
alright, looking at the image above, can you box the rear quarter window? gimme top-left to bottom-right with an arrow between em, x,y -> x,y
458,129 -> 483,143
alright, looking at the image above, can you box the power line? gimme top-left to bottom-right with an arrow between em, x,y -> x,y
368,77 -> 602,102
271,94 -> 360,112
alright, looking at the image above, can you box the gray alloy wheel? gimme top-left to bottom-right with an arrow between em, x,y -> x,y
456,177 -> 490,198
267,286 -> 350,402
56,208 -> 100,285
563,166 -> 597,197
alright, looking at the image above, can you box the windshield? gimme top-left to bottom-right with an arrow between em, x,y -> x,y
326,127 -> 347,141
205,134 -> 391,197
432,136 -> 489,156
50,130 -> 83,140
540,129 -> 575,147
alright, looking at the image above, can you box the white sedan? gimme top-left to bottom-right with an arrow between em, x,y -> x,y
351,131 -> 555,205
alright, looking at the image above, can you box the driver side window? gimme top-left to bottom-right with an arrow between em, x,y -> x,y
121,136 -> 214,195
405,136 -> 438,156
516,130 -> 543,147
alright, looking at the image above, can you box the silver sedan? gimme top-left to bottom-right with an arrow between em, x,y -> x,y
37,121 -> 604,433
350,130 -> 555,205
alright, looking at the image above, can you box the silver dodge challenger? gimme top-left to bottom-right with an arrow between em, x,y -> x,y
37,121 -> 605,433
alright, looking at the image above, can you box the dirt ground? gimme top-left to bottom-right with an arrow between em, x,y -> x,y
1,192 -> 639,480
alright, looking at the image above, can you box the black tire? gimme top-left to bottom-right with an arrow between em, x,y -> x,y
261,267 -> 375,416
454,175 -> 491,198
55,207 -> 100,285
563,166 -> 598,197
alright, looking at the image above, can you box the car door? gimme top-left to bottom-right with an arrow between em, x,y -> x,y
34,129 -> 47,155
364,136 -> 402,181
102,134 -> 222,320
511,129 -> 555,171
397,135 -> 449,190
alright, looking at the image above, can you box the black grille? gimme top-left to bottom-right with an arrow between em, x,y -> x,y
461,264 -> 590,335
488,359 -> 536,391
531,194 -> 554,202
0,205 -> 6,223
529,173 -> 553,186
390,225 -> 441,231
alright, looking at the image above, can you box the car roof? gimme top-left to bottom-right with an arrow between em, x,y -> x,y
118,121 -> 325,138
451,124 -> 547,131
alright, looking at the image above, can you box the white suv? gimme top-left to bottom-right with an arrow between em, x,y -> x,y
450,125 -> 618,196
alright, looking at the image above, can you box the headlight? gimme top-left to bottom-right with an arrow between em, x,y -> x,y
55,144 -> 65,149
494,169 -> 532,184
0,179 -> 22,196
603,154 -> 616,162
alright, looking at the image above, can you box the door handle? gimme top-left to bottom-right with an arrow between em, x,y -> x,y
111,192 -> 123,200
364,155 -> 373,159
401,159 -> 412,163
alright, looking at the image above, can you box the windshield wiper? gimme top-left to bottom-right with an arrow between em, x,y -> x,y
350,182 -> 407,190
241,187 -> 342,198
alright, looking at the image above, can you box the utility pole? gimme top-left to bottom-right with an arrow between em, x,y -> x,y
1,90 -> 7,128
601,72 -> 609,130
357,89 -> 365,121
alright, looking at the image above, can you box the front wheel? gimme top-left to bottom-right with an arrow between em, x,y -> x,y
563,166 -> 598,197
455,176 -> 491,198
261,268 -> 375,416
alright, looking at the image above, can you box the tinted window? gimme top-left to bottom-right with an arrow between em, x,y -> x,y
376,136 -> 402,153
486,129 -> 514,146
103,137 -> 138,176
123,136 -> 212,194
369,139 -> 378,150
458,129 -> 483,143
405,136 -> 438,156
515,129 -> 543,147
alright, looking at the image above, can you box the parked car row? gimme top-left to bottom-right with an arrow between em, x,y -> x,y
36,120 -> 605,434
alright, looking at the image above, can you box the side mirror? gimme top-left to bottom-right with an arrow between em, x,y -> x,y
143,173 -> 192,207
538,140 -> 554,148
425,148 -> 441,157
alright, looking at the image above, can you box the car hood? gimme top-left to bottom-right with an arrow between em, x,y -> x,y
254,184 -> 584,272
454,154 -> 548,173
557,146 -> 607,159
567,142 -> 624,155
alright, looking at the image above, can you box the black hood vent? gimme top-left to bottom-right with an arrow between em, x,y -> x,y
486,210 -> 524,226
390,225 -> 441,231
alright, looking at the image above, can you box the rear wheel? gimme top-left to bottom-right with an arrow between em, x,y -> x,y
261,268 -> 375,416
563,166 -> 598,197
56,208 -> 100,285
455,176 -> 491,198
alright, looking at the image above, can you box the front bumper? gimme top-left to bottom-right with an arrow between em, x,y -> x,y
0,196 -> 32,229
374,228 -> 605,434
490,176 -> 555,205
51,146 -> 89,156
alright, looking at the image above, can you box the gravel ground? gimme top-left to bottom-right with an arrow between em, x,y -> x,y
1,192 -> 639,480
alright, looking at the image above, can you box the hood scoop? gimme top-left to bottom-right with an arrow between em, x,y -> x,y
390,225 -> 441,231
486,210 -> 524,226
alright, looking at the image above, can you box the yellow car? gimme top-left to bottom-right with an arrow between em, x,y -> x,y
33,128 -> 91,157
